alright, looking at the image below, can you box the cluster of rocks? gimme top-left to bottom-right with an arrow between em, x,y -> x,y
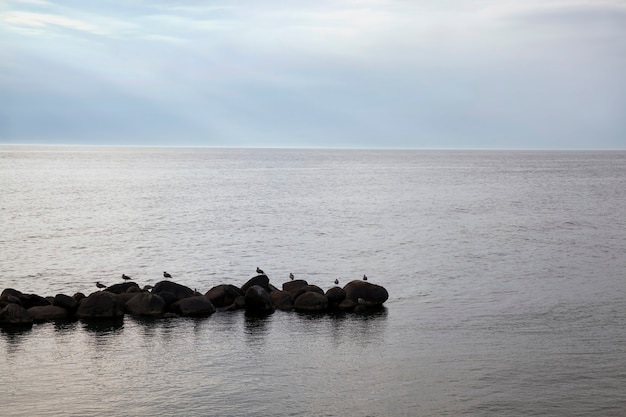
0,275 -> 389,327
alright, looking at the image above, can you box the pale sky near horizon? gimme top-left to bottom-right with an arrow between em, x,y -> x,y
1,0 -> 625,149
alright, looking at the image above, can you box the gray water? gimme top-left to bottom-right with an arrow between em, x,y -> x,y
1,147 -> 625,416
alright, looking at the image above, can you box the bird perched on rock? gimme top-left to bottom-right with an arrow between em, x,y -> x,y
122,274 -> 131,281
96,281 -> 106,289
256,267 -> 264,275
363,274 -> 368,281
289,272 -> 294,280
334,279 -> 339,285
163,271 -> 172,279
143,285 -> 154,291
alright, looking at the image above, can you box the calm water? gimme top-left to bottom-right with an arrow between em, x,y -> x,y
1,147 -> 625,416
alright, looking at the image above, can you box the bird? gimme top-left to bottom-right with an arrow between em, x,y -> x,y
334,279 -> 339,285
163,271 -> 172,279
256,267 -> 264,275
122,274 -> 131,281
95,281 -> 106,289
143,285 -> 154,291
363,274 -> 368,281
289,272 -> 294,280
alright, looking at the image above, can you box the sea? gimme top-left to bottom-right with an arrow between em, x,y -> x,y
0,146 -> 625,416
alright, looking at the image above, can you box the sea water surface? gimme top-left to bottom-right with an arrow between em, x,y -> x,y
1,147 -> 625,416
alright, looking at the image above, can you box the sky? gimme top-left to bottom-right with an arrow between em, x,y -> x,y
1,0 -> 625,149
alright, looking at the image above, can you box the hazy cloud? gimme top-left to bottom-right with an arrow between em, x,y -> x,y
1,0 -> 624,148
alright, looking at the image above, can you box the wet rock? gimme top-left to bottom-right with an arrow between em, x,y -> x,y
293,284 -> 324,301
106,282 -> 140,294
205,284 -> 244,308
28,305 -> 68,322
76,291 -> 125,319
294,292 -> 328,312
72,292 -> 86,303
338,298 -> 358,311
172,296 -> 216,317
270,290 -> 294,311
325,287 -> 346,309
125,292 -> 166,317
152,280 -> 194,301
54,294 -> 78,312
241,275 -> 271,294
0,303 -> 33,326
21,294 -> 50,309
343,280 -> 388,306
1,288 -> 25,303
244,285 -> 274,313
282,279 -> 308,297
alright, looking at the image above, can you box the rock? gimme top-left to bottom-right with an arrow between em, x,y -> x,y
244,285 -> 274,313
118,292 -> 141,304
28,305 -> 68,322
152,280 -> 194,301
1,288 -> 25,303
172,296 -> 216,317
294,292 -> 328,312
338,298 -> 358,311
343,280 -> 388,306
293,284 -> 324,301
21,294 -> 50,309
76,291 -> 125,319
125,292 -> 166,317
105,282 -> 140,294
205,284 -> 244,308
282,279 -> 308,296
0,303 -> 33,326
53,294 -> 78,312
126,285 -> 142,293
270,290 -> 294,311
241,275 -> 271,294
325,287 -> 346,309
73,292 -> 86,303
157,291 -> 178,309
224,296 -> 246,311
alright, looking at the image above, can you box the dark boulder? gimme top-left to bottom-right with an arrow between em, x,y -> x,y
205,284 -> 244,308
338,298 -> 358,311
282,279 -> 308,296
172,296 -> 216,317
118,292 -> 141,304
21,294 -> 50,309
106,282 -> 140,294
152,280 -> 194,301
293,284 -> 324,301
1,288 -> 25,303
125,292 -> 166,317
224,296 -> 246,312
73,292 -> 86,303
0,303 -> 33,326
325,287 -> 346,309
28,305 -> 68,322
241,275 -> 271,294
244,285 -> 274,313
54,294 -> 78,312
294,292 -> 328,312
270,290 -> 294,311
157,291 -> 178,309
76,291 -> 125,319
343,280 -> 388,306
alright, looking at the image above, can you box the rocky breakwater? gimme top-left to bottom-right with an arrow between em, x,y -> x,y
0,274 -> 389,327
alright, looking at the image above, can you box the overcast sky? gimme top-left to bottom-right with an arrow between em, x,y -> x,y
1,0 -> 625,149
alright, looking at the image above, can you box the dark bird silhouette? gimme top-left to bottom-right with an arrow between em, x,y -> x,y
334,279 -> 339,285
96,281 -> 106,289
163,271 -> 172,279
122,274 -> 131,281
363,274 -> 368,281
256,267 -> 264,275
289,272 -> 294,280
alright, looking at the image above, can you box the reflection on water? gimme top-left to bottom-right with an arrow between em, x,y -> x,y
1,326 -> 32,355
81,318 -> 124,333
